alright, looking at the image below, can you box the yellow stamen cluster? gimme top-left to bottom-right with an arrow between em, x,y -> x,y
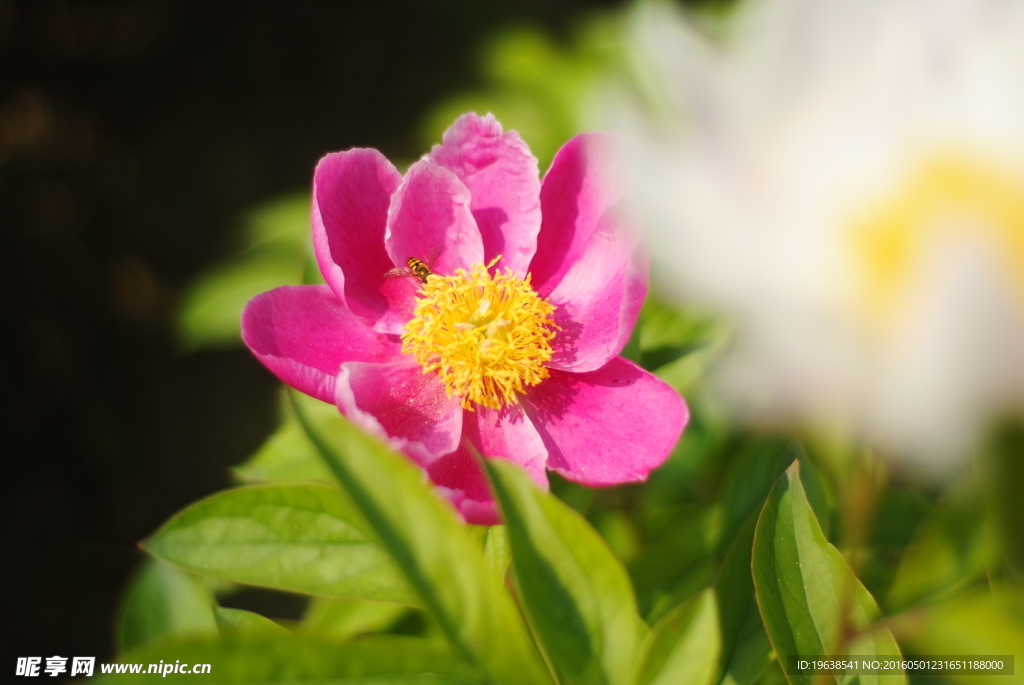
401,257 -> 558,410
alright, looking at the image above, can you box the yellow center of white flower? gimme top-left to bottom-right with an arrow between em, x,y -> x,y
851,155 -> 1024,321
401,257 -> 558,411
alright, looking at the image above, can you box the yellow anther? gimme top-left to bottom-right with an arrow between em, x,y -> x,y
401,257 -> 558,410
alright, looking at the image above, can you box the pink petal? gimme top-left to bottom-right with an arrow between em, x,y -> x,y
521,358 -> 688,487
426,113 -> 541,277
427,450 -> 500,525
456,500 -> 502,526
335,361 -> 463,467
312,149 -> 405,328
242,285 -> 403,403
428,449 -> 493,506
545,209 -> 649,372
428,404 -> 548,501
529,133 -> 621,294
465,405 -> 549,487
385,160 -> 484,280
372,277 -> 420,335
427,405 -> 548,525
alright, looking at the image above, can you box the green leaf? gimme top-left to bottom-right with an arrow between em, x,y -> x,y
117,559 -> 217,653
242,193 -> 311,257
638,295 -> 709,352
716,516 -> 758,661
550,471 -> 596,514
302,596 -> 409,640
143,482 -> 417,605
485,459 -> 641,685
233,413 -> 332,484
718,608 -> 774,685
638,296 -> 727,377
644,400 -> 729,500
593,510 -> 642,563
643,560 -> 717,627
99,633 -> 483,683
987,421 -> 1024,575
885,486 -> 994,612
213,607 -> 287,634
715,516 -> 772,685
643,299 -> 730,393
717,438 -> 797,555
893,588 -> 1024,685
177,257 -> 302,350
629,507 -> 717,623
752,461 -> 904,685
175,191 -> 317,351
796,456 -> 831,540
481,525 -> 511,576
633,588 -> 720,685
292,391 -> 553,685
752,660 -> 788,685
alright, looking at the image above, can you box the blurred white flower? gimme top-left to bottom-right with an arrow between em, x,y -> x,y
612,0 -> 1024,470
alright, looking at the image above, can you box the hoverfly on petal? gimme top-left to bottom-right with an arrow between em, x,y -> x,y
384,246 -> 442,284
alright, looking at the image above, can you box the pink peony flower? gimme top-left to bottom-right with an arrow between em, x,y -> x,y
242,113 -> 688,524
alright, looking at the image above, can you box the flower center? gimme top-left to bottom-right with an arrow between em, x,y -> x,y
850,154 -> 1024,324
401,257 -> 558,411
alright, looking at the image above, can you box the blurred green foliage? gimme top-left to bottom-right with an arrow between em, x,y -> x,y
421,19 -> 625,172
177,193 -> 317,350
988,422 -> 1024,575
117,559 -> 217,653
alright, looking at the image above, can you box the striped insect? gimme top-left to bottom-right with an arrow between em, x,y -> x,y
384,247 -> 442,284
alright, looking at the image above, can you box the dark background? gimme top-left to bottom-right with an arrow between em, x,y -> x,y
0,0 -> 626,665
